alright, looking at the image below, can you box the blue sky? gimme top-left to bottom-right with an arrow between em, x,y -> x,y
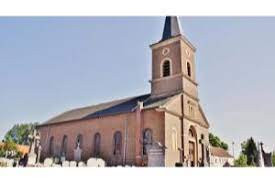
1,17 -> 275,155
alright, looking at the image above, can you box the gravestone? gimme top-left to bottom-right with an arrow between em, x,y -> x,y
60,156 -> 66,163
6,159 -> 14,167
69,161 -> 77,167
0,158 -> 8,167
27,129 -> 40,166
62,161 -> 70,167
74,146 -> 82,162
199,138 -> 210,167
87,158 -> 106,167
52,164 -> 61,167
96,158 -> 106,167
0,158 -> 7,164
147,142 -> 165,167
78,161 -> 86,167
257,142 -> 265,167
87,158 -> 97,167
53,157 -> 60,164
43,158 -> 53,167
260,142 -> 273,167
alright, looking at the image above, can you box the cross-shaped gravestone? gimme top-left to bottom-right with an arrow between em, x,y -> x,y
199,137 -> 210,167
28,129 -> 40,154
27,129 -> 40,166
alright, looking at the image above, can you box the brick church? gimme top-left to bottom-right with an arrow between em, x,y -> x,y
38,16 -> 210,167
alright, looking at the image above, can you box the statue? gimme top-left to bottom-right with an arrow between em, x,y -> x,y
199,137 -> 210,167
260,142 -> 272,167
257,142 -> 264,167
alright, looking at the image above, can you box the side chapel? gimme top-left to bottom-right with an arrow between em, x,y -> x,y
38,16 -> 210,167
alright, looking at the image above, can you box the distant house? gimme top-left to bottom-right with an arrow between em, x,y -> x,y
210,146 -> 234,167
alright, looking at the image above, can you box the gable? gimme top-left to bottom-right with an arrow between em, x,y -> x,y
163,94 -> 182,115
161,94 -> 210,129
198,104 -> 210,128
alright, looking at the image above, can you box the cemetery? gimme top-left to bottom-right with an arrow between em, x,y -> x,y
0,128 -> 274,167
0,129 -> 108,167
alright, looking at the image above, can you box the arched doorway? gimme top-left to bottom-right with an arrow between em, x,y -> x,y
188,126 -> 198,167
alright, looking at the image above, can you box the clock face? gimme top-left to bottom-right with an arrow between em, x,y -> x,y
162,47 -> 170,56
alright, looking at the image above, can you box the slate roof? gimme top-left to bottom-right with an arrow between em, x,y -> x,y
162,16 -> 183,41
39,93 -> 179,126
210,146 -> 234,158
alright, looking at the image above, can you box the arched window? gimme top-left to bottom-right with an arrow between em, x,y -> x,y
187,62 -> 191,77
171,128 -> 178,151
75,134 -> 83,149
113,131 -> 122,155
162,60 -> 171,77
61,135 -> 68,157
94,133 -> 101,157
49,136 -> 54,156
189,129 -> 194,138
143,128 -> 153,155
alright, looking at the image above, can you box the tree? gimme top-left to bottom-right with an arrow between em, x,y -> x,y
4,122 -> 38,145
3,140 -> 17,152
221,142 -> 229,151
234,154 -> 248,167
241,137 -> 258,166
0,146 -> 5,157
0,140 -> 19,158
209,133 -> 228,150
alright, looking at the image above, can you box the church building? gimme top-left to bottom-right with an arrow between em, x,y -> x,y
37,16 -> 210,167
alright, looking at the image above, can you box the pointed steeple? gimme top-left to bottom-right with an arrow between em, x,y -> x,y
161,16 -> 183,41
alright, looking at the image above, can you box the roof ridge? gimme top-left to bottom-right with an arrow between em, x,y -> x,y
41,93 -> 150,125
60,93 -> 150,113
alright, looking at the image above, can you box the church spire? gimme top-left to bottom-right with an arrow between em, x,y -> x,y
161,16 -> 183,41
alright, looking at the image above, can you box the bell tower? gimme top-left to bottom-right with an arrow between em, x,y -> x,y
150,16 -> 198,99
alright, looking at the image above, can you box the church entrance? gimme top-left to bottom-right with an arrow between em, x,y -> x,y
188,126 -> 197,167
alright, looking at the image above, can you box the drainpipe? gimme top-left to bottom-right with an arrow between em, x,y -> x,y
123,117 -> 128,166
180,94 -> 185,165
135,101 -> 144,166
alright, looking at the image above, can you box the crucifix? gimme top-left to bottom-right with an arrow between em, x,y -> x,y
199,136 -> 210,167
28,129 -> 40,155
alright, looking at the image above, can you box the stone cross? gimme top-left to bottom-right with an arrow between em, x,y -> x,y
27,129 -> 40,165
199,138 -> 210,167
28,129 -> 40,154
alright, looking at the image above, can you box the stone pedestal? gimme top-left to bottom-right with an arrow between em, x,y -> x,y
74,148 -> 82,162
147,143 -> 164,167
27,153 -> 37,166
